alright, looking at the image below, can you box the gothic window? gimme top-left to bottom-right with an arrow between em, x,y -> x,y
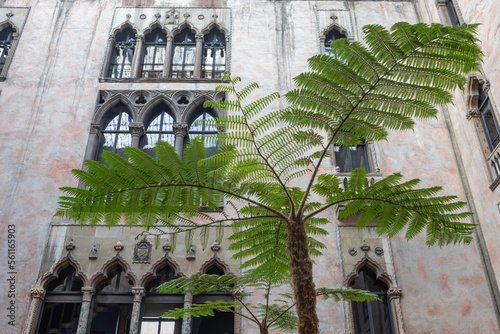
478,84 -> 500,152
140,103 -> 176,158
37,266 -> 83,334
445,0 -> 460,26
188,107 -> 218,157
0,25 -> 14,72
350,266 -> 395,334
324,28 -> 346,57
140,265 -> 183,334
171,28 -> 196,79
202,28 -> 226,79
95,103 -> 133,162
108,27 -> 136,78
141,28 -> 167,78
335,142 -> 370,172
89,266 -> 134,334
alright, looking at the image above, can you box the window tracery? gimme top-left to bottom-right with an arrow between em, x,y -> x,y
108,27 -> 137,78
141,27 -> 167,78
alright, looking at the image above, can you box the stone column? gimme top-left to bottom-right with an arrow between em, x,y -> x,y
181,292 -> 193,334
76,287 -> 95,334
131,34 -> 144,78
130,287 -> 146,334
129,123 -> 145,149
164,36 -> 174,78
319,35 -> 326,54
194,34 -> 204,78
83,123 -> 101,161
24,286 -> 46,334
388,287 -> 405,334
103,35 -> 116,77
173,123 -> 188,156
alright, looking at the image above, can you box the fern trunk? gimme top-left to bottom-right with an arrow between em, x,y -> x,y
287,218 -> 319,334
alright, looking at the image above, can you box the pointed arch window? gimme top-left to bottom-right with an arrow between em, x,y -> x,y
350,266 -> 395,334
324,28 -> 346,57
140,103 -> 176,158
96,103 -> 133,162
141,28 -> 167,78
37,266 -> 83,334
478,83 -> 500,151
0,25 -> 14,71
140,264 -> 183,334
335,142 -> 370,172
89,266 -> 134,334
108,27 -> 136,78
202,28 -> 226,79
171,28 -> 196,78
188,107 -> 218,157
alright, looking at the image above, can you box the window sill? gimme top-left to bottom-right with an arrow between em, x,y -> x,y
99,77 -> 227,84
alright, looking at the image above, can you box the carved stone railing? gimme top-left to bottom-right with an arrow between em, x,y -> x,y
335,171 -> 383,192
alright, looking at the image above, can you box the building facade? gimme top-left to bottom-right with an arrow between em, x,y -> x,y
1,0 -> 499,333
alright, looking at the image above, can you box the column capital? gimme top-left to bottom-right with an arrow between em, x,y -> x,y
90,123 -> 101,135
81,287 -> 96,302
173,122 -> 189,137
132,287 -> 146,302
30,285 -> 46,299
196,34 -> 204,42
129,122 -> 145,137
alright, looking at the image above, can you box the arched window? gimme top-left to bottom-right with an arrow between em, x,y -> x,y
108,27 -> 136,78
89,266 -> 134,334
324,28 -> 346,57
140,103 -> 175,158
202,28 -> 226,79
0,25 -> 14,71
141,28 -> 167,78
140,265 -> 183,334
335,142 -> 370,172
171,28 -> 196,78
478,83 -> 500,151
95,103 -> 133,162
188,107 -> 218,157
37,266 -> 83,334
350,266 -> 395,334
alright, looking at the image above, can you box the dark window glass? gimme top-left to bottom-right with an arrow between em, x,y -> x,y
205,264 -> 225,276
202,28 -> 226,79
188,108 -> 218,157
90,267 -> 134,334
171,28 -> 196,79
335,143 -> 370,172
141,28 -> 166,78
96,103 -> 133,162
350,267 -> 395,334
145,265 -> 177,293
324,29 -> 346,57
140,104 -> 175,158
479,84 -> 500,151
445,0 -> 460,26
191,311 -> 234,334
0,26 -> 14,70
37,266 -> 83,334
108,27 -> 136,78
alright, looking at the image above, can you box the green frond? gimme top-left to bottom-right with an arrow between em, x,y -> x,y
317,288 -> 379,302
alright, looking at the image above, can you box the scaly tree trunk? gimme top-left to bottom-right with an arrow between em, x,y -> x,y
286,218 -> 319,334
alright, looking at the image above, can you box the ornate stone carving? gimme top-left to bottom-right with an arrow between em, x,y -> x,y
132,287 -> 146,302
114,240 -> 124,252
30,285 -> 45,299
155,13 -> 161,20
65,239 -> 76,252
374,247 -> 384,256
139,253 -> 185,287
89,123 -> 100,135
211,241 -> 221,252
133,240 -> 152,263
388,287 -> 402,300
140,14 -> 147,20
198,15 -> 204,20
197,253 -> 235,276
196,34 -> 203,42
173,122 -> 189,137
348,247 -> 357,256
162,241 -> 172,252
360,240 -> 370,253
89,244 -> 99,259
6,11 -> 14,19
466,108 -> 480,119
186,245 -> 196,260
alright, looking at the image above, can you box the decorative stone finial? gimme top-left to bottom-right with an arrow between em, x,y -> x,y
65,239 -> 76,252
360,240 -> 370,253
186,245 -> 196,260
211,242 -> 221,252
155,13 -> 161,19
126,14 -> 132,20
114,240 -> 124,252
6,11 -> 14,19
163,241 -> 172,252
335,166 -> 341,173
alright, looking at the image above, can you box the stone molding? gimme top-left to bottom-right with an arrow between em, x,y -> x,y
81,287 -> 96,302
88,253 -> 139,287
197,253 -> 234,276
344,253 -> 393,288
139,252 -> 186,287
38,252 -> 89,288
30,285 -> 46,299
